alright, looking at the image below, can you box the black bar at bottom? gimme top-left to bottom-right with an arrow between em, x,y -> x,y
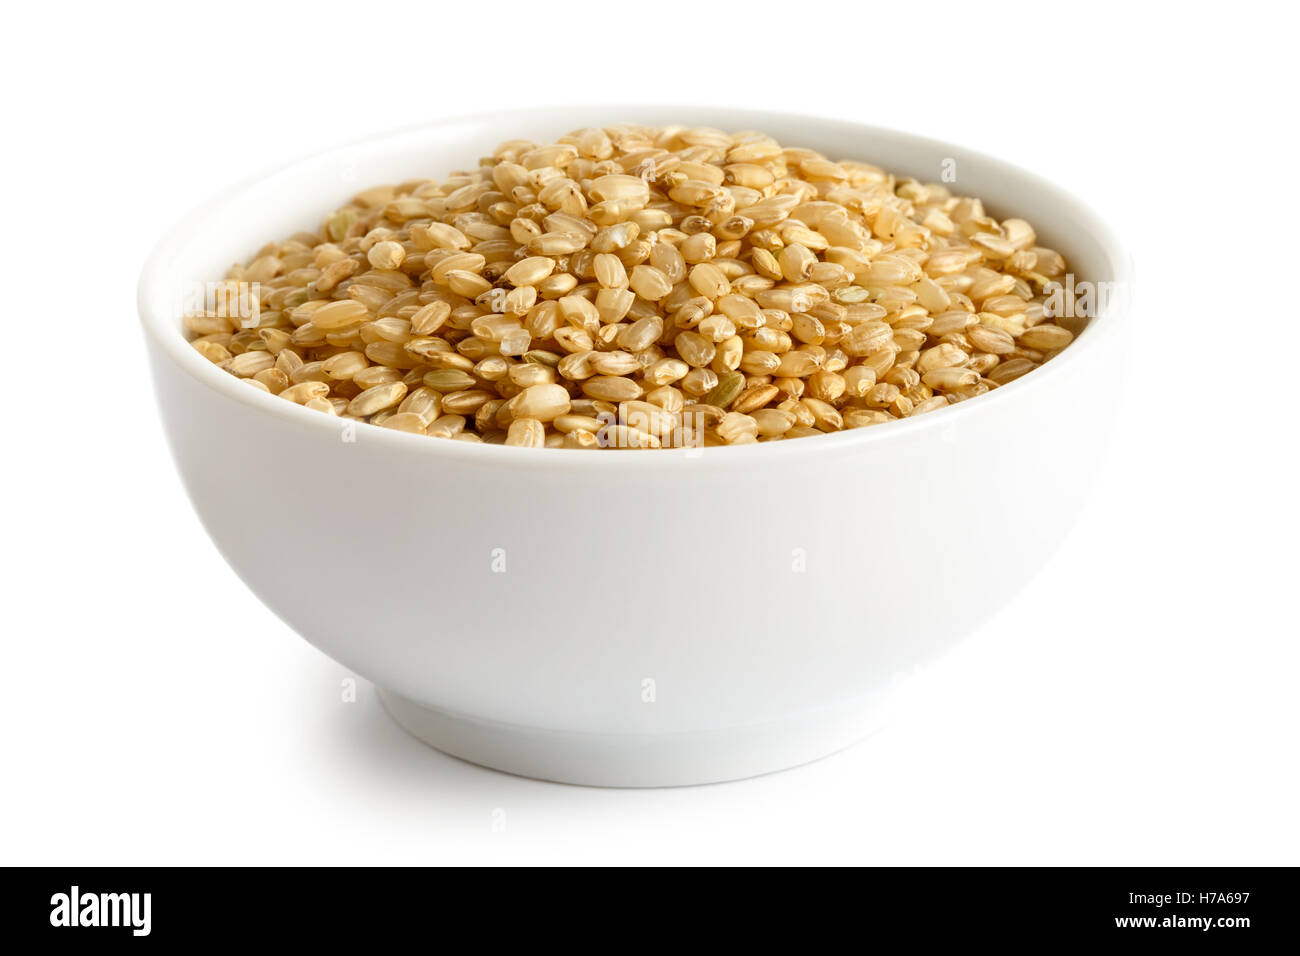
4,867 -> 1291,943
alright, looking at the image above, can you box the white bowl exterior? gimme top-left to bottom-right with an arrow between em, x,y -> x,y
140,108 -> 1130,743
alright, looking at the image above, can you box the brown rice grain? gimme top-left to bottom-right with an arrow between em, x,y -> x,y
192,125 -> 1078,448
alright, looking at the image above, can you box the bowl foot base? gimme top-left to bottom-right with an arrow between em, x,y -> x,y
377,688 -> 888,788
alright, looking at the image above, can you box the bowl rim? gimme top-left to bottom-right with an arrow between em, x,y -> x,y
138,104 -> 1134,468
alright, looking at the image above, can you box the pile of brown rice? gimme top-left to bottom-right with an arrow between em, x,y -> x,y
185,124 -> 1080,449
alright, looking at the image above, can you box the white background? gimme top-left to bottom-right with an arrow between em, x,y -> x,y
2,1 -> 1296,865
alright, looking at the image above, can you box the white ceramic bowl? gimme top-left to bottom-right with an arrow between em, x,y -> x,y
139,107 -> 1131,786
